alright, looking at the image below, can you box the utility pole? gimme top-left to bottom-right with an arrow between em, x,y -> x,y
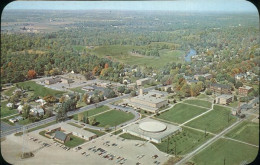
167,137 -> 169,153
205,128 -> 207,138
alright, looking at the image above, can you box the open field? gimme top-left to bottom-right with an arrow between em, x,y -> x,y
95,110 -> 135,127
17,81 -> 65,97
191,138 -> 258,165
70,86 -> 85,94
196,93 -> 211,100
119,133 -> 146,141
183,99 -> 212,108
153,127 -> 213,155
89,45 -> 184,69
156,103 -> 208,124
0,101 -> 18,118
73,105 -> 110,120
185,105 -> 237,134
225,121 -> 259,145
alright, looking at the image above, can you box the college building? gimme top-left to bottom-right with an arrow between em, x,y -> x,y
238,86 -> 253,96
215,94 -> 233,105
209,83 -> 232,94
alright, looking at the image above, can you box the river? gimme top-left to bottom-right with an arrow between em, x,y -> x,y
185,49 -> 197,62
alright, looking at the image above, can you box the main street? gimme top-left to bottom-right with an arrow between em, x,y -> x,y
0,85 -> 158,138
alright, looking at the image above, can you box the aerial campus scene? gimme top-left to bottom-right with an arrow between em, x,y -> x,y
0,0 -> 259,165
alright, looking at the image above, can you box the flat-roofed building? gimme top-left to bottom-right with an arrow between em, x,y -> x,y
62,124 -> 97,141
238,86 -> 253,96
210,83 -> 232,94
61,77 -> 73,84
136,78 -> 151,86
45,77 -> 61,85
215,94 -> 233,105
126,90 -> 168,113
123,118 -> 182,143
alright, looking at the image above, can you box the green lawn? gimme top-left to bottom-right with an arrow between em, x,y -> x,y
73,105 -> 110,120
156,103 -> 208,124
112,129 -> 123,135
183,99 -> 212,108
95,110 -> 135,127
191,138 -> 258,165
0,101 -> 19,118
18,118 -> 32,125
228,101 -> 239,108
64,135 -> 86,148
153,127 -> 213,155
225,121 -> 259,145
91,45 -> 184,69
120,133 -> 146,141
68,122 -> 83,128
39,130 -> 51,139
84,127 -> 105,137
185,105 -> 237,134
3,86 -> 16,96
196,93 -> 211,100
17,81 -> 64,97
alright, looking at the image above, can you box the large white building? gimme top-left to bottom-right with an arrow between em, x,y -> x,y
125,90 -> 168,113
123,118 -> 182,143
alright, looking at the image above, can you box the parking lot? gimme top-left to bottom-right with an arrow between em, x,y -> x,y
1,128 -> 170,165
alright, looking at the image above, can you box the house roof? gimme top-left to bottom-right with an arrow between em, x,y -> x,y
216,94 -> 233,99
54,131 -> 67,142
211,83 -> 231,89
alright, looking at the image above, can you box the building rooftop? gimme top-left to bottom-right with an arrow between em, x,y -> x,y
61,123 -> 96,138
132,94 -> 166,104
54,131 -> 67,142
211,83 -> 231,89
216,94 -> 233,99
239,86 -> 253,90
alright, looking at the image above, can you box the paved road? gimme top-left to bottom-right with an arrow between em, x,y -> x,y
176,119 -> 244,165
0,85 -> 158,138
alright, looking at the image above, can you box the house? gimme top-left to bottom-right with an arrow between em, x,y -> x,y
61,78 -> 73,84
54,131 -> 71,144
9,118 -> 17,123
163,85 -> 173,92
35,99 -> 47,106
45,77 -> 61,85
209,83 -> 232,94
215,94 -> 233,105
30,108 -> 44,116
186,79 -> 198,85
17,105 -> 24,113
235,74 -> 246,81
123,79 -> 131,84
238,86 -> 253,96
82,86 -> 95,92
136,78 -> 151,86
6,103 -> 13,108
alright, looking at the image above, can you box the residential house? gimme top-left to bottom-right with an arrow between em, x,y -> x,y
17,105 -> 24,113
30,108 -> 44,116
82,86 -> 95,92
54,131 -> 71,144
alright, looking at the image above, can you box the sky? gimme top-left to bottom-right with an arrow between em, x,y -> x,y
3,0 -> 258,13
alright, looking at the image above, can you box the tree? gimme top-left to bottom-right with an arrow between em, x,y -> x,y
89,116 -> 96,126
104,63 -> 109,69
22,104 -> 31,118
130,91 -> 136,97
103,88 -> 116,98
27,70 -> 37,79
205,89 -> 212,95
82,93 -> 89,105
235,81 -> 243,89
78,113 -> 84,121
117,86 -> 125,94
43,95 -> 58,104
59,96 -> 66,103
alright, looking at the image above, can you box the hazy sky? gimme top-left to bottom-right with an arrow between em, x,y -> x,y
4,0 -> 257,13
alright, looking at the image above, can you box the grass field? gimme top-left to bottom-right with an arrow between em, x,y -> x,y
64,135 -> 86,148
90,45 -> 184,69
1,114 -> 20,125
17,81 -> 64,97
156,103 -> 208,124
68,122 -> 83,128
119,133 -> 146,141
83,127 -> 105,137
73,105 -> 110,120
228,101 -> 239,108
18,118 -> 32,125
112,129 -> 123,135
3,86 -> 16,96
185,105 -> 237,134
196,93 -> 211,100
95,110 -> 135,127
225,121 -> 259,145
191,138 -> 258,165
153,127 -> 213,155
183,99 -> 212,108
0,101 -> 19,118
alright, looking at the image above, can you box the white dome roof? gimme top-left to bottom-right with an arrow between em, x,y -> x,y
139,121 -> 167,133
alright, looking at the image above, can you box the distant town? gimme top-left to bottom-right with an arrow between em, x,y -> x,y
1,2 -> 259,165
